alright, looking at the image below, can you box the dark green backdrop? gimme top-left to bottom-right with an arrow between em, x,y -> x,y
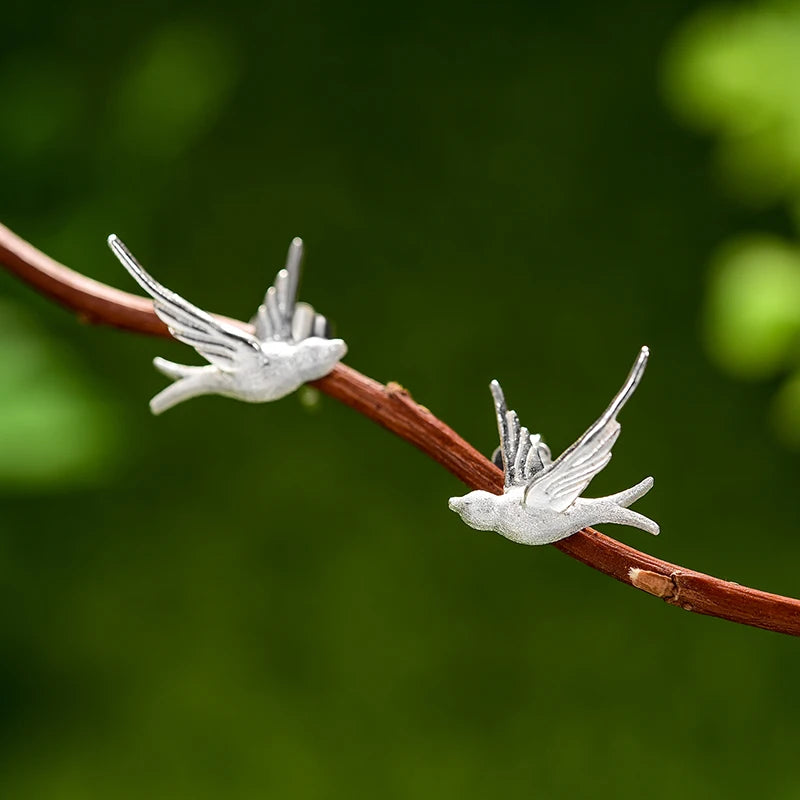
2,1 -> 798,797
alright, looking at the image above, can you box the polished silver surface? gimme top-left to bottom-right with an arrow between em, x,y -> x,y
449,347 -> 659,545
108,235 -> 347,414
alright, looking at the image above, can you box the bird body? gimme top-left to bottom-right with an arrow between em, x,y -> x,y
108,235 -> 347,414
449,347 -> 659,544
449,477 -> 656,545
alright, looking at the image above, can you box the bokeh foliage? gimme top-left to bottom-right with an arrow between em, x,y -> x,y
0,302 -> 117,487
665,0 -> 800,443
2,1 -> 800,798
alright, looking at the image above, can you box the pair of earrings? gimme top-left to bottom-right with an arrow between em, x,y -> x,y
108,235 -> 658,546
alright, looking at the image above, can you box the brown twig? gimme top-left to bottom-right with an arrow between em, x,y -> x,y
3,220 -> 800,637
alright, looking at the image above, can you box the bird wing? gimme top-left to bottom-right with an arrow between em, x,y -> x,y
490,380 -> 552,489
252,237 -> 331,343
108,235 -> 265,372
523,347 -> 649,512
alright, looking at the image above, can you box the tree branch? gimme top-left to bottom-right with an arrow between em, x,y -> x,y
3,220 -> 799,637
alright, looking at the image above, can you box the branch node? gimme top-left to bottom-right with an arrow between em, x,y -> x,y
385,381 -> 410,398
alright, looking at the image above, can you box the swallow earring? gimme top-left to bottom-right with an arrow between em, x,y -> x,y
108,235 -> 347,414
449,346 -> 659,545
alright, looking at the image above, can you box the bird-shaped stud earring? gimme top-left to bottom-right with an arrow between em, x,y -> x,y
448,346 -> 659,544
108,235 -> 347,414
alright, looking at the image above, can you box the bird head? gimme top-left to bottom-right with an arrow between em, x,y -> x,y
294,337 -> 348,381
448,490 -> 499,531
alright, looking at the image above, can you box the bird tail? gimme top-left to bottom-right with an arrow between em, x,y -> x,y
605,476 -> 654,508
597,477 -> 659,535
149,374 -> 214,415
612,508 -> 660,536
153,357 -> 204,380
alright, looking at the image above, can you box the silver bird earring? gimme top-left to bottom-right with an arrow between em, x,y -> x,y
108,235 -> 347,414
449,346 -> 659,544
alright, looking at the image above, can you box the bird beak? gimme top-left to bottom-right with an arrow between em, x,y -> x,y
448,497 -> 462,512
331,339 -> 348,360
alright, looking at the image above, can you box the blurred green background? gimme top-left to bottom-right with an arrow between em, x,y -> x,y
3,0 -> 800,797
